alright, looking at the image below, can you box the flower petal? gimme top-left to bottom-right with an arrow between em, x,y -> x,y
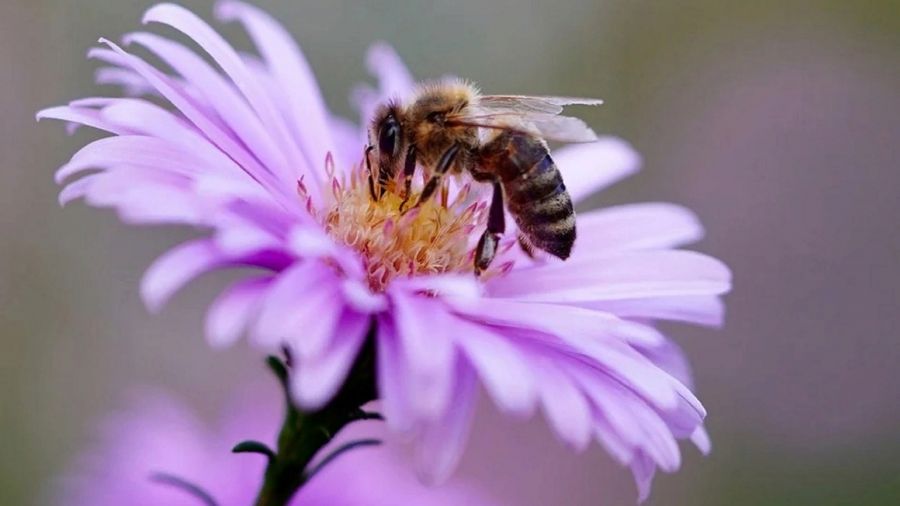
489,250 -> 732,303
215,0 -> 337,181
366,42 -> 416,99
291,310 -> 370,409
353,42 -> 416,128
414,359 -> 478,485
122,31 -> 294,185
142,4 -> 311,189
95,39 -> 294,210
95,66 -> 156,96
572,203 -> 704,257
375,315 -> 413,432
55,135 -> 211,184
391,292 -> 457,420
141,239 -> 225,312
630,452 -> 657,504
554,136 -> 640,205
204,276 -> 271,349
452,318 -> 536,416
37,105 -> 128,135
581,295 -> 725,328
690,426 -> 712,455
97,98 -> 244,175
253,261 -> 342,356
533,359 -> 593,451
58,174 -> 100,206
574,367 -> 681,472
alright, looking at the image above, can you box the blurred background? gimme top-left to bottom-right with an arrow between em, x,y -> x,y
2,0 -> 898,504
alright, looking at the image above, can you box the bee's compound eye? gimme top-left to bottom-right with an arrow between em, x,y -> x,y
379,116 -> 400,158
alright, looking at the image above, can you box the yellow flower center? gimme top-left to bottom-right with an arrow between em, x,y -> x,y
315,161 -> 489,292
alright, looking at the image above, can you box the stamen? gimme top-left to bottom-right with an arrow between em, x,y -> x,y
317,162 -> 512,291
324,151 -> 335,179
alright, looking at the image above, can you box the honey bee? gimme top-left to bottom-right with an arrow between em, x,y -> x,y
367,79 -> 602,274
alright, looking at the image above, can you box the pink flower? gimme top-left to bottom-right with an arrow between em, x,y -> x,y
39,2 -> 731,500
56,388 -> 498,505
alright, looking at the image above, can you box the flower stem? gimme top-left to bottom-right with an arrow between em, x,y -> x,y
253,334 -> 378,506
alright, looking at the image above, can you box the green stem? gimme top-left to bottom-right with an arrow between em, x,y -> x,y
253,335 -> 378,506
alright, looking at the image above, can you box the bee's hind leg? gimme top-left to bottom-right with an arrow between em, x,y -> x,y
475,181 -> 505,275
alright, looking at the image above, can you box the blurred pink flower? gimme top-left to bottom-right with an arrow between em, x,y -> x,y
56,388 -> 497,506
39,1 -> 730,499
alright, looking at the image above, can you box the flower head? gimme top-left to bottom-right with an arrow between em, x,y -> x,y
40,1 -> 731,500
56,388 -> 497,506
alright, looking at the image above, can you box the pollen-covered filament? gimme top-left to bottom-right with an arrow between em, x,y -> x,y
314,163 -> 505,292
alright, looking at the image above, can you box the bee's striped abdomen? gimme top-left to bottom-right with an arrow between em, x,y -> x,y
479,132 -> 576,259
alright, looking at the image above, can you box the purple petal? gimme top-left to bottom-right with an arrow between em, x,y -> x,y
452,317 -> 536,416
215,0 -> 337,182
375,315 -> 414,432
37,106 -> 128,135
55,135 -> 212,184
572,203 -> 704,258
353,42 -> 416,127
204,276 -> 271,348
291,309 -> 369,409
252,261 -> 342,356
214,224 -> 283,258
122,32 -> 295,185
340,278 -> 388,313
630,452 -> 656,504
534,360 -> 593,451
581,295 -> 725,328
635,339 -> 695,388
105,184 -> 205,225
391,274 -> 482,299
95,66 -> 156,96
141,4 -> 312,190
61,165 -> 243,227
690,426 -> 712,455
414,359 -> 477,485
592,414 -> 636,465
328,115 -> 366,169
96,99 -> 245,176
489,250 -> 732,303
554,136 -> 641,204
449,298 -> 681,409
366,42 -> 416,100
391,292 -> 457,420
141,239 -> 225,312
575,367 -> 681,472
95,39 -> 294,210
58,174 -> 100,206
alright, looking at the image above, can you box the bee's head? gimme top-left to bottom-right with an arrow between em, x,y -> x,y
369,102 -> 406,181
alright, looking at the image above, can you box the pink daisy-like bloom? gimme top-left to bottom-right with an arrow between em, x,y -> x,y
56,388 -> 498,506
39,2 -> 731,500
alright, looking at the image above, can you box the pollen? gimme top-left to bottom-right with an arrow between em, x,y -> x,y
315,162 -> 491,292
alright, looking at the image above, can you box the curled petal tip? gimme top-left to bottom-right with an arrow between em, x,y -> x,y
213,0 -> 241,20
142,3 -> 181,25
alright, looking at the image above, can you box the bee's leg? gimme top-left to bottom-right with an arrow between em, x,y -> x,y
416,143 -> 460,207
475,181 -> 505,275
365,145 -> 379,201
398,146 -> 418,211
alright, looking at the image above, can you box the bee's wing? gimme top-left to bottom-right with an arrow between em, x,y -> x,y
451,95 -> 603,143
478,95 -> 604,115
451,111 -> 600,143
